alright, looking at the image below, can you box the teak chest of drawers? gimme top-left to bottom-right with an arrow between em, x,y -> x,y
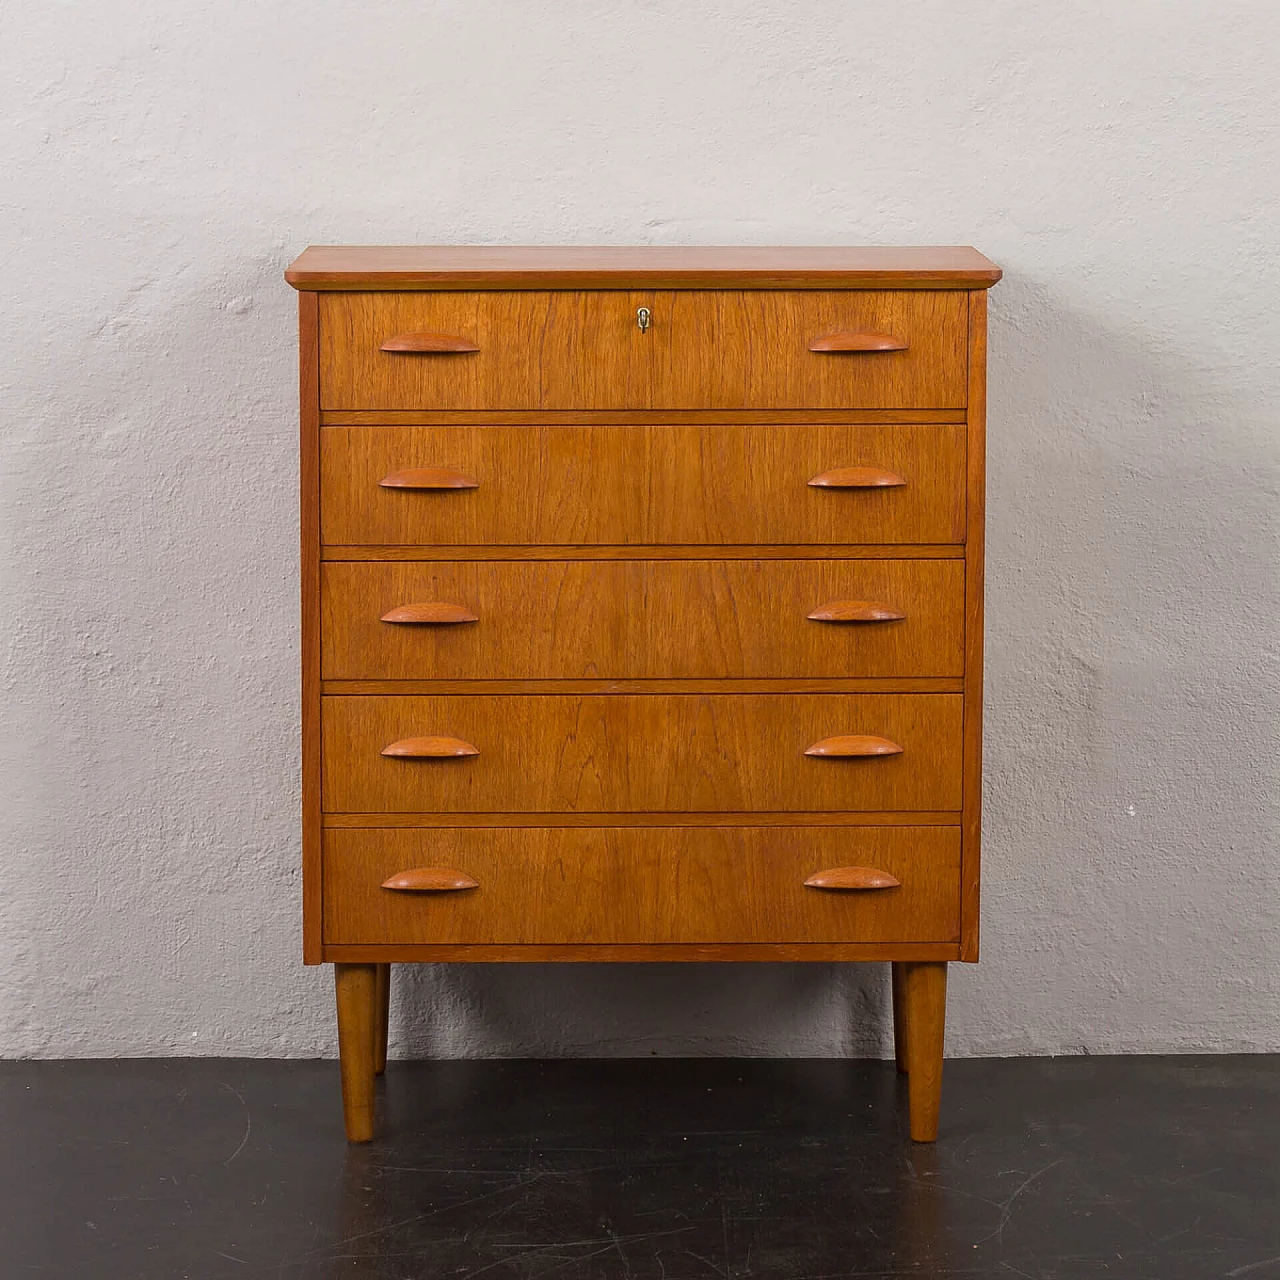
286,246 -> 1001,1143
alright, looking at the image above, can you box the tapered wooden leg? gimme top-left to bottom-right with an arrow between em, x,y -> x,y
901,961 -> 947,1142
891,962 -> 909,1074
334,963 -> 377,1143
373,963 -> 391,1076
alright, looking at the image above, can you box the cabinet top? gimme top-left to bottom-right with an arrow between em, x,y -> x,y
285,246 -> 1001,291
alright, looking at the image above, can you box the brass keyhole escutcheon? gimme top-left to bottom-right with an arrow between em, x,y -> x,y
636,306 -> 651,333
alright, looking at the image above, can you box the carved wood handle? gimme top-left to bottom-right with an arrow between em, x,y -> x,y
381,736 -> 479,758
804,735 -> 904,757
808,467 -> 906,488
379,468 -> 479,490
808,331 -> 908,352
381,868 -> 479,892
804,866 -> 901,890
381,603 -> 479,625
380,332 -> 480,353
807,600 -> 906,623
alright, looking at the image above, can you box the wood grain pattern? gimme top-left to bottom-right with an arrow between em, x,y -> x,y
324,811 -> 962,828
322,292 -> 653,411
321,423 -> 966,547
380,736 -> 479,758
322,559 -> 964,680
901,961 -> 948,1141
961,290 -> 987,962
296,246 -> 997,1146
324,408 -> 968,426
379,602 -> 478,624
380,331 -> 479,353
286,245 -> 1003,291
323,942 -> 962,963
807,466 -> 905,488
323,679 -> 964,696
806,600 -> 906,622
380,868 -> 479,891
803,866 -> 901,890
322,693 -> 963,813
324,827 -> 961,945
654,292 -> 965,409
378,467 -> 478,490
804,734 -> 904,757
319,291 -> 966,410
808,331 -> 907,352
333,963 -> 376,1141
299,291 -> 323,965
325,545 -> 965,562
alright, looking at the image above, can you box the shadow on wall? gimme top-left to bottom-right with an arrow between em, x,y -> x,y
376,266 -> 1280,1059
972,268 -> 1278,1055
392,962 -> 894,1059
6,258 -> 1276,1058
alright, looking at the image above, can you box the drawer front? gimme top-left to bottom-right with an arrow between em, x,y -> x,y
321,291 -> 651,411
322,693 -> 963,813
322,559 -> 964,680
321,423 -> 966,547
324,825 -> 962,945
319,291 -> 967,410
655,291 -> 967,409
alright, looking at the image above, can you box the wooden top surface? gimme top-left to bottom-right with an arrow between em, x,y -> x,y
285,246 -> 1001,291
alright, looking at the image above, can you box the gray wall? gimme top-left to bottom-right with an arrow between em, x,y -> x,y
2,1 -> 1277,1059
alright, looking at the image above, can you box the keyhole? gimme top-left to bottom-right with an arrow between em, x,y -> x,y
637,306 -> 651,333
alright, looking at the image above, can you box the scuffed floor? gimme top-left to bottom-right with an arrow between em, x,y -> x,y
1,1056 -> 1276,1278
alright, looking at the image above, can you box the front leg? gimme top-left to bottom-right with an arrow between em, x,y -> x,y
334,963 -> 378,1142
900,961 -> 947,1142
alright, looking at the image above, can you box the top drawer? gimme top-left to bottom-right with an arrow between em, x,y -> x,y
319,291 -> 969,411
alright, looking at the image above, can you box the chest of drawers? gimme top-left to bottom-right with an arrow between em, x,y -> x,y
286,246 -> 1001,1144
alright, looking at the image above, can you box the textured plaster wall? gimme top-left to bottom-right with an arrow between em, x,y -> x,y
2,1 -> 1277,1059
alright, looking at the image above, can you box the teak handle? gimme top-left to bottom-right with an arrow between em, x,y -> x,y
804,735 -> 904,757
381,736 -> 480,758
381,868 -> 479,892
380,603 -> 479,625
808,467 -> 906,488
808,331 -> 908,352
380,331 -> 480,353
804,866 -> 901,890
807,600 -> 906,623
379,468 -> 479,490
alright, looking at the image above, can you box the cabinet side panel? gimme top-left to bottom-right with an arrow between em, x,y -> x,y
961,290 -> 987,961
300,291 -> 323,963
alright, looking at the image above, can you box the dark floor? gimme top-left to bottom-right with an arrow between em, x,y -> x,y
0,1056 -> 1276,1279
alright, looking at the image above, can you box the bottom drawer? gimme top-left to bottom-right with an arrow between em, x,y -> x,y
324,826 -> 960,946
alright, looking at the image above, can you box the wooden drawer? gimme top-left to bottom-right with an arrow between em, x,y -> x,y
321,423 -> 966,547
319,291 -> 967,410
658,291 -> 968,410
322,559 -> 964,680
322,693 -> 963,813
323,826 -> 962,945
